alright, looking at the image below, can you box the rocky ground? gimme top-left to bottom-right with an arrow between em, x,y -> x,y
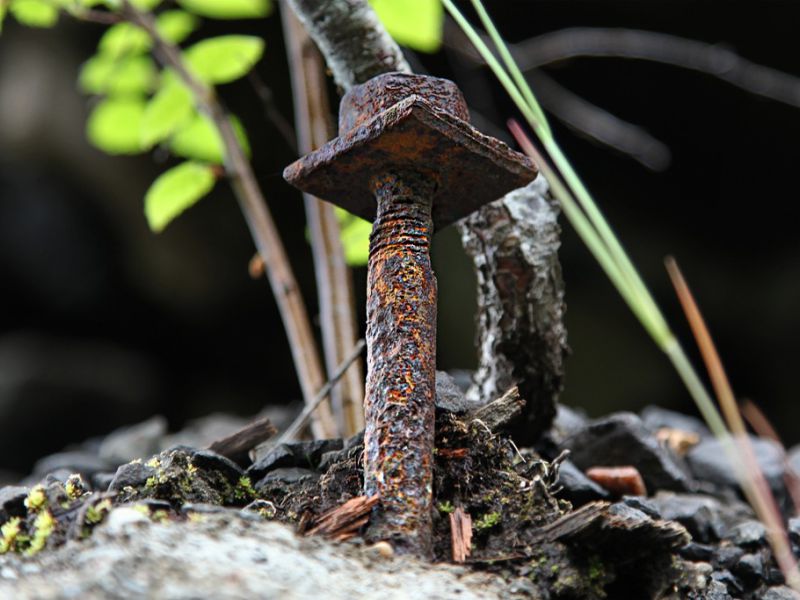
2,375 -> 800,599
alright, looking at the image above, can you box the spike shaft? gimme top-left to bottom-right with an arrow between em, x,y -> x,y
364,171 -> 437,557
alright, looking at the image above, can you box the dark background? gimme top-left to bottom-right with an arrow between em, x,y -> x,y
0,0 -> 798,476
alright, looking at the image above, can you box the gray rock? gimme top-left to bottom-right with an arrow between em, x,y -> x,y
560,412 -> 692,492
190,449 -> 243,484
108,461 -> 156,492
725,519 -> 767,548
713,545 -> 745,569
763,586 -> 800,600
0,486 -> 28,522
160,413 -> 250,451
32,451 -> 110,479
554,459 -> 609,505
621,495 -> 660,519
257,468 -> 320,486
705,579 -> 734,600
249,439 -> 343,481
733,552 -> 764,583
547,404 -> 589,445
0,514 -> 512,599
650,491 -> 753,542
640,405 -> 710,437
687,436 -> 785,496
98,416 -> 167,466
90,472 -> 115,492
678,542 -> 713,561
435,371 -> 480,413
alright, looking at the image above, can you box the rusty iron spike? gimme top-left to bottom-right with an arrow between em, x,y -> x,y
284,72 -> 537,557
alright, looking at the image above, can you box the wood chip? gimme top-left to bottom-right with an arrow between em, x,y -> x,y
449,506 -> 472,563
466,386 -> 525,433
585,465 -> 647,497
206,416 -> 277,466
656,427 -> 700,455
306,495 -> 379,541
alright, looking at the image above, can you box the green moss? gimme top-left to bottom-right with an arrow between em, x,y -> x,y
235,476 -> 256,501
25,510 -> 55,555
24,485 -> 47,513
474,511 -> 501,530
437,501 -> 455,514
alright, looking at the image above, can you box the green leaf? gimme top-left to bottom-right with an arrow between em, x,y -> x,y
141,75 -> 194,147
370,0 -> 442,53
0,3 -> 6,32
183,35 -> 264,84
86,97 -> 148,154
99,22 -> 151,57
169,112 -> 249,164
145,161 -> 216,232
79,54 -> 156,95
155,9 -> 198,44
335,207 -> 371,266
176,0 -> 270,20
10,0 -> 59,28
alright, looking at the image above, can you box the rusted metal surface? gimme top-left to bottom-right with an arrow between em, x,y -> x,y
284,73 -> 537,231
364,171 -> 437,556
283,71 -> 538,557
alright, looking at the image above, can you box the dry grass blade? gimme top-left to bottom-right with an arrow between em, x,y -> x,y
306,495 -> 379,541
665,256 -> 800,589
449,507 -> 472,563
740,399 -> 800,516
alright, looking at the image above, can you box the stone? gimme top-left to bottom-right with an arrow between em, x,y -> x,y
733,552 -> 764,583
91,472 -> 116,492
763,586 -> 800,600
318,444 -> 362,474
547,404 -> 589,446
554,460 -> 610,506
640,405 -> 710,437
190,449 -> 243,484
108,461 -> 156,493
560,412 -> 692,492
725,519 -> 767,548
249,439 -> 343,480
434,371 -> 479,413
257,468 -> 320,486
713,545 -> 745,569
650,491 -> 753,543
98,415 -> 167,466
704,579 -> 734,600
621,495 -> 661,519
32,451 -> 110,479
101,507 -> 150,535
0,486 -> 28,522
679,542 -> 714,561
711,569 -> 743,596
686,436 -> 786,496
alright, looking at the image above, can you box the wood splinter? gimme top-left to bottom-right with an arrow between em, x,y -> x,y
449,506 -> 473,563
306,495 -> 380,542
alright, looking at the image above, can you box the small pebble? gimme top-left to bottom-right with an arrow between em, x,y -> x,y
366,541 -> 394,559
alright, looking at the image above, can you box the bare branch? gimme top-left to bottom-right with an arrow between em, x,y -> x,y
121,1 -> 336,439
527,70 -> 671,171
515,28 -> 800,109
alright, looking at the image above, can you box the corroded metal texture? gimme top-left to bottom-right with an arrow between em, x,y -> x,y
283,72 -> 537,231
363,171 -> 437,557
338,73 -> 468,131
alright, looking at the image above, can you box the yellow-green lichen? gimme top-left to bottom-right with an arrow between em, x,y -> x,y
65,474 -> 87,501
24,485 -> 47,513
85,499 -> 113,525
0,517 -> 22,554
25,510 -> 55,555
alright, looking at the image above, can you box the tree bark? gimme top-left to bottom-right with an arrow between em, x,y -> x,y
285,0 -> 566,441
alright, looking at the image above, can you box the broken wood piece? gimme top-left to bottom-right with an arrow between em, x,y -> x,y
656,427 -> 700,456
306,495 -> 379,541
449,507 -> 472,563
466,386 -> 525,433
586,466 -> 647,497
206,417 -> 277,466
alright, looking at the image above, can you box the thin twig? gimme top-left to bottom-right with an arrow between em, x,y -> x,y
282,4 -> 365,436
665,257 -> 800,589
277,339 -> 366,444
513,28 -> 800,109
120,1 -> 336,439
247,70 -> 298,154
